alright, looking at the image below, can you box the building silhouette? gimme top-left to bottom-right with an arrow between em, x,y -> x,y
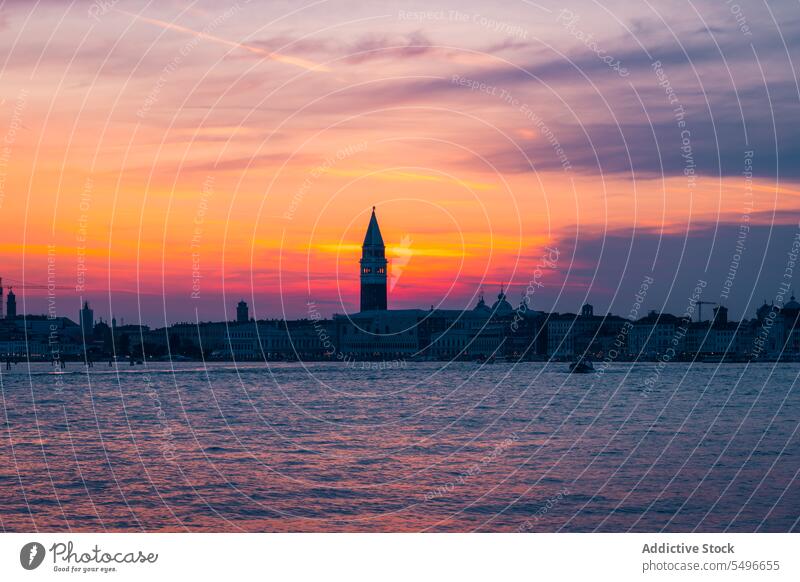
6,207 -> 800,364
547,303 -> 627,358
80,301 -> 94,335
237,299 -> 249,323
491,286 -> 514,316
359,207 -> 388,312
6,288 -> 16,319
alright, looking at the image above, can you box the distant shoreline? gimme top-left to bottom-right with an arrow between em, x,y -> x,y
4,356 -> 799,366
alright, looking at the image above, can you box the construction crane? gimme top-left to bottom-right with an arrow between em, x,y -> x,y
696,300 -> 718,323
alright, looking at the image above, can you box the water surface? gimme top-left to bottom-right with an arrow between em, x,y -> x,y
0,361 -> 797,531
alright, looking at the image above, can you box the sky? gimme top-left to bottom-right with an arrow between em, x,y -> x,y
1,0 -> 799,325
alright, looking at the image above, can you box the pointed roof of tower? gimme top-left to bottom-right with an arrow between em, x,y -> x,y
363,206 -> 384,247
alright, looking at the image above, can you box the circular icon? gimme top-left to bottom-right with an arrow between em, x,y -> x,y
19,542 -> 46,570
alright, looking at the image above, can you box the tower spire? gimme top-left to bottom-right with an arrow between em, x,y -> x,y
363,206 -> 384,247
360,206 -> 388,311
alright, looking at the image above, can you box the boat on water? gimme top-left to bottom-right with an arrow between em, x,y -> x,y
568,357 -> 595,374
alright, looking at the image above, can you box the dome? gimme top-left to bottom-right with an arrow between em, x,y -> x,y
491,287 -> 514,316
756,300 -> 772,321
473,294 -> 491,314
783,294 -> 800,312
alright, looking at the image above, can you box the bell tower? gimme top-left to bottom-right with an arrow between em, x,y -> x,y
360,206 -> 388,311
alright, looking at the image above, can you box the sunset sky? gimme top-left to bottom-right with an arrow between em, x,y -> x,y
1,0 -> 799,324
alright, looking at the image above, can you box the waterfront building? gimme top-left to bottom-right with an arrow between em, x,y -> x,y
546,303 -> 627,359
628,311 -> 687,358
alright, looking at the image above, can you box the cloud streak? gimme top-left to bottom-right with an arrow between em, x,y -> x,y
117,8 -> 331,73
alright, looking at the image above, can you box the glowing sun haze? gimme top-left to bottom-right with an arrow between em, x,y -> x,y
1,0 -> 799,324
